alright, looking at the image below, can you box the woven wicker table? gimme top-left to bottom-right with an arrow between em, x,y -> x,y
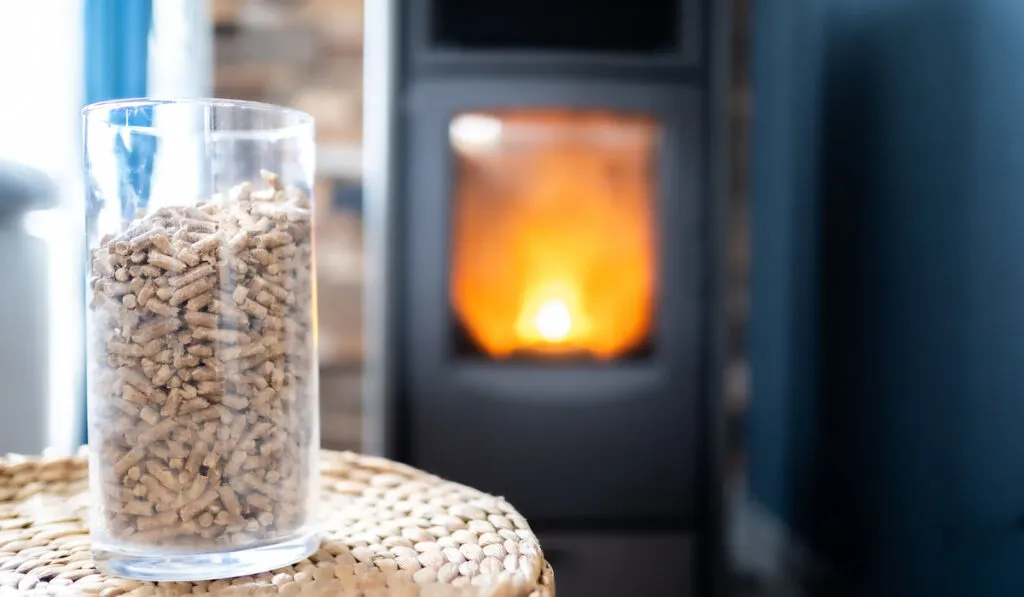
0,450 -> 554,597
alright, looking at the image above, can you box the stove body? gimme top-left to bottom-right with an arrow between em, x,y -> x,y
363,2 -> 731,595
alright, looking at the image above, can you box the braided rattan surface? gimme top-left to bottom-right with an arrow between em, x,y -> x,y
0,450 -> 554,596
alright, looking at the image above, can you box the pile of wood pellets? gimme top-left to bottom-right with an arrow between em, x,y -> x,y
87,171 -> 317,549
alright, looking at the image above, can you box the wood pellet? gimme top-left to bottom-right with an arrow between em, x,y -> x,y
87,171 -> 316,549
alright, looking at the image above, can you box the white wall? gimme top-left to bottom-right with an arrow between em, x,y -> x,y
149,0 -> 213,99
0,0 -> 85,455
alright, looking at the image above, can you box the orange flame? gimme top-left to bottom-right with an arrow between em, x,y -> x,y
449,111 -> 658,360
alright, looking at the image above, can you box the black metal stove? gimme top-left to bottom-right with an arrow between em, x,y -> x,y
363,2 -> 731,595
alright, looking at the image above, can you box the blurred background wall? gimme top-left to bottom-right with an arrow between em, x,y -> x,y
203,0 -> 367,452
0,0 -> 752,470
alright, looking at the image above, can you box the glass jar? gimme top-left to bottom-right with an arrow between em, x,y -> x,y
82,98 -> 320,581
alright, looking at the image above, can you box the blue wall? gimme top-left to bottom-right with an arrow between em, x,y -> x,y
750,1 -> 1024,595
85,0 -> 151,106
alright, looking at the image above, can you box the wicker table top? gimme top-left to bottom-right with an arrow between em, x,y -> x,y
0,450 -> 554,597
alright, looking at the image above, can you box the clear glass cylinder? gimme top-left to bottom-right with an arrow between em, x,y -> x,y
82,98 -> 319,581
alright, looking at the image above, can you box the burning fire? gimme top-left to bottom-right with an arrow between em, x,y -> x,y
531,300 -> 572,343
450,111 -> 658,360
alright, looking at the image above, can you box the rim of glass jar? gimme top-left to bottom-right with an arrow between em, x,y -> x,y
81,97 -> 315,141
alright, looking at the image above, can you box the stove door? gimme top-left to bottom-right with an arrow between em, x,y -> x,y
401,78 -> 707,526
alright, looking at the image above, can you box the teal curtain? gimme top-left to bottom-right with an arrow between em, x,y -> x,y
82,0 -> 153,444
750,1 -> 1024,595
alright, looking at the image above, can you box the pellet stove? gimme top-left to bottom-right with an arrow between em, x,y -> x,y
362,1 -> 731,595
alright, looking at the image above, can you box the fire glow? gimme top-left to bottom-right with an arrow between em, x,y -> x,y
449,111 -> 658,360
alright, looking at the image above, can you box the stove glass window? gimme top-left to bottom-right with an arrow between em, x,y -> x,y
449,110 -> 660,361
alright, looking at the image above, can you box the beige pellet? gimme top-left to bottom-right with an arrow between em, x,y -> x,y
136,283 -> 154,307
161,388 -> 182,418
217,485 -> 243,517
183,442 -> 208,476
178,248 -> 201,267
196,380 -> 223,395
191,232 -> 223,255
220,394 -> 248,410
175,353 -> 201,370
151,233 -> 172,254
108,342 -> 144,357
145,462 -> 179,491
180,489 -> 219,522
182,218 -> 217,234
178,398 -> 209,415
147,442 -> 171,462
183,311 -> 218,329
135,510 -> 179,532
118,369 -> 153,396
249,248 -> 274,266
168,263 -> 215,288
138,406 -> 160,425
242,472 -> 277,499
228,414 -> 247,441
140,479 -> 176,512
169,277 -> 215,306
167,440 -> 189,459
146,298 -> 177,317
126,227 -> 158,251
193,327 -> 249,344
271,244 -> 296,259
148,250 -> 186,272
131,317 -> 181,344
182,476 -> 210,505
185,293 -> 212,311
225,450 -> 247,476
206,299 -> 250,327
214,510 -> 244,527
190,366 -> 217,382
239,298 -> 269,319
245,493 -> 273,512
112,399 -> 141,419
220,343 -> 265,361
227,229 -> 249,250
201,450 -> 220,470
187,344 -> 214,357
254,290 -> 275,308
151,364 -> 173,386
141,339 -> 164,357
192,407 -> 222,422
257,231 -> 292,249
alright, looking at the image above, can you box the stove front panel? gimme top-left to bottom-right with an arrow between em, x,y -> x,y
399,78 -> 707,525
